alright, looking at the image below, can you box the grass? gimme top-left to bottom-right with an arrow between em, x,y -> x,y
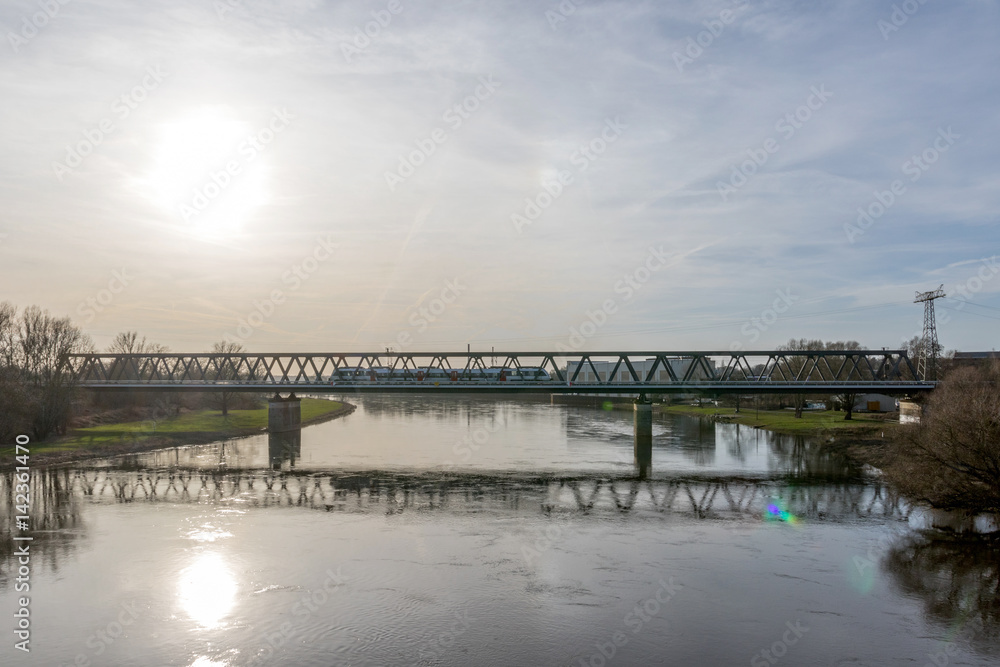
660,405 -> 893,436
2,398 -> 348,457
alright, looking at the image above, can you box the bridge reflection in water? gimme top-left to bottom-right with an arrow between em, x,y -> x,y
268,429 -> 301,470
43,467 -> 915,521
1,464 -> 998,656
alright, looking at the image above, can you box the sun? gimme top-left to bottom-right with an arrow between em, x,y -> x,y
145,107 -> 270,239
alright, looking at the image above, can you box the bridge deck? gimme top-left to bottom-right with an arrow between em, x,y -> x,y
65,350 -> 934,394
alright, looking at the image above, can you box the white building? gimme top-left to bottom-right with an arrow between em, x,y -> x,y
853,393 -> 897,412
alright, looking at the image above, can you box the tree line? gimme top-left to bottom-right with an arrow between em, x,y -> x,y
1,302 -> 93,442
0,301 -> 254,443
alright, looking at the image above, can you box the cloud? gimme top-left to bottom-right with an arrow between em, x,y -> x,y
1,0 -> 998,352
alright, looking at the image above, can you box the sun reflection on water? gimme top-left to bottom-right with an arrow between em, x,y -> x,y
189,657 -> 229,667
178,551 -> 237,629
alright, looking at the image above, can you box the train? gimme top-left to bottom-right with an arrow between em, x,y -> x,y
327,366 -> 554,384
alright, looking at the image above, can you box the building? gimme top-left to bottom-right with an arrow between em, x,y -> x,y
852,393 -> 897,412
952,351 -> 1000,360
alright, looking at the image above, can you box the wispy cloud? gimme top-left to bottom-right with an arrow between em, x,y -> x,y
1,0 -> 998,352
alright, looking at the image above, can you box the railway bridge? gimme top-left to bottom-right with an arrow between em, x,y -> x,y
65,349 -> 933,476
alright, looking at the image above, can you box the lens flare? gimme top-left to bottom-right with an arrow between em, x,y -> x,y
766,502 -> 799,525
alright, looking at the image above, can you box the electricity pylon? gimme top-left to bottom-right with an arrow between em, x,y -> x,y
914,285 -> 945,381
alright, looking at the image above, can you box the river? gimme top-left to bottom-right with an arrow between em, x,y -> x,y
1,396 -> 997,666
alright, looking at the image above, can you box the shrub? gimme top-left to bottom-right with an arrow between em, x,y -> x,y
881,362 -> 1000,512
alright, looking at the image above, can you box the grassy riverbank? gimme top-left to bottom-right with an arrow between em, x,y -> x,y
660,405 -> 895,437
1,397 -> 354,467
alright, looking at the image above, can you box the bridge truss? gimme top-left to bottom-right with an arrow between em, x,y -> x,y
64,350 -> 931,394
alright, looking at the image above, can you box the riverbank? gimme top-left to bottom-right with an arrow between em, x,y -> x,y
659,405 -> 895,437
0,397 -> 355,469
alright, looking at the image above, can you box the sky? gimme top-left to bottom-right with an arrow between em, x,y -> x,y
1,0 -> 998,354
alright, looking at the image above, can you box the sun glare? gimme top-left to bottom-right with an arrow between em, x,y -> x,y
146,107 -> 270,240
178,551 -> 238,628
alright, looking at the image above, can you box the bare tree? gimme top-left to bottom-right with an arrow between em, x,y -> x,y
103,331 -> 171,411
883,532 -> 999,647
0,301 -> 16,367
880,361 -> 1000,512
777,339 -> 865,419
0,303 -> 93,441
777,338 -> 824,418
826,340 -> 863,420
108,330 -> 169,356
904,334 -> 944,379
209,340 -> 245,417
0,302 -> 31,441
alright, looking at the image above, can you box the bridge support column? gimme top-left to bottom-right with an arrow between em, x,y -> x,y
634,397 -> 653,479
269,393 -> 301,433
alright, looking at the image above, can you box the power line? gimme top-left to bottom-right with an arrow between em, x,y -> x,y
939,303 -> 1000,321
942,297 -> 1000,313
370,300 -> 910,346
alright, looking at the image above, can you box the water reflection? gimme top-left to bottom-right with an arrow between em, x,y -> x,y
84,400 -> 870,484
178,551 -> 237,628
23,466 -> 913,522
7,397 -> 1000,667
0,469 -> 85,588
884,531 -> 1000,653
331,393 -> 531,421
268,428 -> 302,470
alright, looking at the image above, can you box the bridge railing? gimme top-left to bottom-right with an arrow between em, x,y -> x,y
63,350 -> 928,391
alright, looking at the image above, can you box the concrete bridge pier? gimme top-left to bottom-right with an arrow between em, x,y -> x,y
634,397 -> 653,479
269,393 -> 301,432
268,394 -> 302,470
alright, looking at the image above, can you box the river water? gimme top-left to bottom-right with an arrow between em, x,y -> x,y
2,396 -> 998,666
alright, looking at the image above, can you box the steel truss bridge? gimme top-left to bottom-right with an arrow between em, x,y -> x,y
65,350 -> 933,394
